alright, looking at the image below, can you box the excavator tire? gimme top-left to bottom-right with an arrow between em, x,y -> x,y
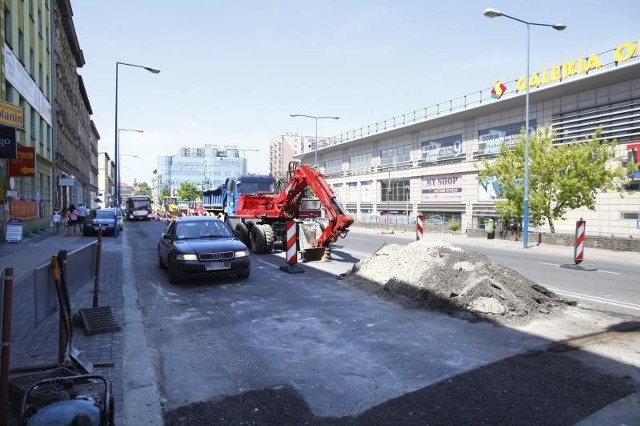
234,222 -> 250,247
262,223 -> 275,254
250,224 -> 267,254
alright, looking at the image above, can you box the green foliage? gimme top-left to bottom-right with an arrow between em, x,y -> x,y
177,181 -> 201,201
449,218 -> 460,232
477,125 -> 628,233
134,182 -> 152,196
160,187 -> 170,199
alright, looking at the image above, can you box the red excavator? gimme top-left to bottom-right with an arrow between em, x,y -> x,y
229,161 -> 354,260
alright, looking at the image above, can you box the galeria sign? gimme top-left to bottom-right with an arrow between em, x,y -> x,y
516,38 -> 640,91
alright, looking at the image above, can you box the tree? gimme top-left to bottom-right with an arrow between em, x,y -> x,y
160,187 -> 170,199
177,181 -> 201,201
134,182 -> 152,196
477,126 -> 629,233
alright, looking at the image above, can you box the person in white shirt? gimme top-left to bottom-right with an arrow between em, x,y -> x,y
77,204 -> 89,233
52,208 -> 62,234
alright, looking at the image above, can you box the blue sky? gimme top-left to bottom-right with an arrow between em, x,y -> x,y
71,1 -> 639,184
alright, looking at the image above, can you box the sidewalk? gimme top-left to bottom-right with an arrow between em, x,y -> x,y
1,229 -> 129,425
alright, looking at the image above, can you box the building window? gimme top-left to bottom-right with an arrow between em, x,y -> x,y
18,30 -> 24,63
380,145 -> 411,168
5,82 -> 13,102
381,178 -> 410,202
39,63 -> 43,87
30,108 -> 36,139
3,7 -> 11,46
29,49 -> 35,76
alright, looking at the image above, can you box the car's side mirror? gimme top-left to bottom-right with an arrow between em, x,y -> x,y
162,233 -> 171,240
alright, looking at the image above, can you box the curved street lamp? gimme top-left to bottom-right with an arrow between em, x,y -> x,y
290,114 -> 340,168
114,63 -> 159,237
483,8 -> 565,249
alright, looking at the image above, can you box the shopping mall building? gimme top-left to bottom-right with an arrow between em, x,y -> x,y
302,38 -> 640,238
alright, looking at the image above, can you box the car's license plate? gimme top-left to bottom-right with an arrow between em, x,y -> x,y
205,262 -> 230,271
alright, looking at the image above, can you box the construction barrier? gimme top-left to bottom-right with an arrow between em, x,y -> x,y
286,221 -> 297,265
574,218 -> 586,264
280,221 -> 304,273
416,214 -> 424,240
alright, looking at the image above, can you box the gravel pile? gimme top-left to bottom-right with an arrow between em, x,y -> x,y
340,239 -> 575,325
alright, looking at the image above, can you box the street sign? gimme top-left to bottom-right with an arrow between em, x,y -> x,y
0,99 -> 25,129
0,125 -> 17,159
9,146 -> 36,177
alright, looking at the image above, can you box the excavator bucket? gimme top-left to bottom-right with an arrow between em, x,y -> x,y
302,247 -> 326,262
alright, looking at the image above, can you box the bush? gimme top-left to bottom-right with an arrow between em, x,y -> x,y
449,218 -> 460,232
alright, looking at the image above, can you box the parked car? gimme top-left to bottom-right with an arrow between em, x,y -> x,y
157,216 -> 251,284
83,208 -> 124,236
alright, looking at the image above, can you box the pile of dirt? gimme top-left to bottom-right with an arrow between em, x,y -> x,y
340,239 -> 575,325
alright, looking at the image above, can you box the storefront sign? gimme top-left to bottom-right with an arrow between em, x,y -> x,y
421,135 -> 464,164
0,100 -> 24,129
421,174 -> 462,201
0,125 -> 17,159
58,177 -> 76,186
8,146 -> 36,176
515,39 -> 640,91
10,200 -> 39,220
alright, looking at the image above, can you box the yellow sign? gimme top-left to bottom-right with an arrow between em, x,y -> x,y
516,39 -> 640,91
0,99 -> 25,129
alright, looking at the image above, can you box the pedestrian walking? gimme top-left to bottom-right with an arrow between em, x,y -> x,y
67,204 -> 78,236
52,207 -> 62,234
77,203 -> 88,233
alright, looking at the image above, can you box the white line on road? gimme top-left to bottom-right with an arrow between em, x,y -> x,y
550,289 -> 640,312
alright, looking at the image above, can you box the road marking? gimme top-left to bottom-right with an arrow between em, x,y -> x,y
550,288 -> 640,312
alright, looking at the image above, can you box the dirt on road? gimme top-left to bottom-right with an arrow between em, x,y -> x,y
339,239 -> 576,325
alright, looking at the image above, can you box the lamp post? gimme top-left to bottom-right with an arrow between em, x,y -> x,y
483,8 -> 565,249
118,128 -> 142,197
114,62 -> 159,238
290,114 -> 340,168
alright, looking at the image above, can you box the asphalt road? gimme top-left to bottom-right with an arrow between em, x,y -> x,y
125,220 -> 640,425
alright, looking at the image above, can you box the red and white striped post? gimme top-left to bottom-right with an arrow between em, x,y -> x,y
279,221 -> 305,273
286,220 -> 297,265
573,218 -> 586,264
416,214 -> 424,240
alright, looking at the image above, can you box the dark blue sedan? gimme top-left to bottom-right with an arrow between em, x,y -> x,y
157,216 -> 251,284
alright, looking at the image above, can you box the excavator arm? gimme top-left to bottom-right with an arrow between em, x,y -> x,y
275,162 -> 354,248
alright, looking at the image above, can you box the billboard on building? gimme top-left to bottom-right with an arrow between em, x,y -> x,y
477,121 -> 536,157
421,135 -> 464,164
421,174 -> 462,201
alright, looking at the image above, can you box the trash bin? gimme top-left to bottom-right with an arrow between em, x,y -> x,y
484,218 -> 495,240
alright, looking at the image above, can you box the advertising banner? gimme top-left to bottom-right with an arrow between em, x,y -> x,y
421,135 -> 464,164
421,174 -> 462,201
10,200 -> 39,220
9,146 -> 36,176
477,121 -> 536,157
478,175 -> 505,201
0,125 -> 17,159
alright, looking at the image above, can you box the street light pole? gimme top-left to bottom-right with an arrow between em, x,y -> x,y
290,114 -> 340,168
113,62 -> 159,238
483,8 -> 565,249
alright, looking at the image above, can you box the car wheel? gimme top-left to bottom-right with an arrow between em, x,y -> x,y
168,266 -> 180,285
234,222 -> 250,246
250,224 -> 266,254
158,252 -> 166,270
237,269 -> 251,279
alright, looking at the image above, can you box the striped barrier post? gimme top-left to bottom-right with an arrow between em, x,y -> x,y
416,214 -> 424,240
286,220 -> 297,265
279,221 -> 304,273
574,218 -> 586,264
